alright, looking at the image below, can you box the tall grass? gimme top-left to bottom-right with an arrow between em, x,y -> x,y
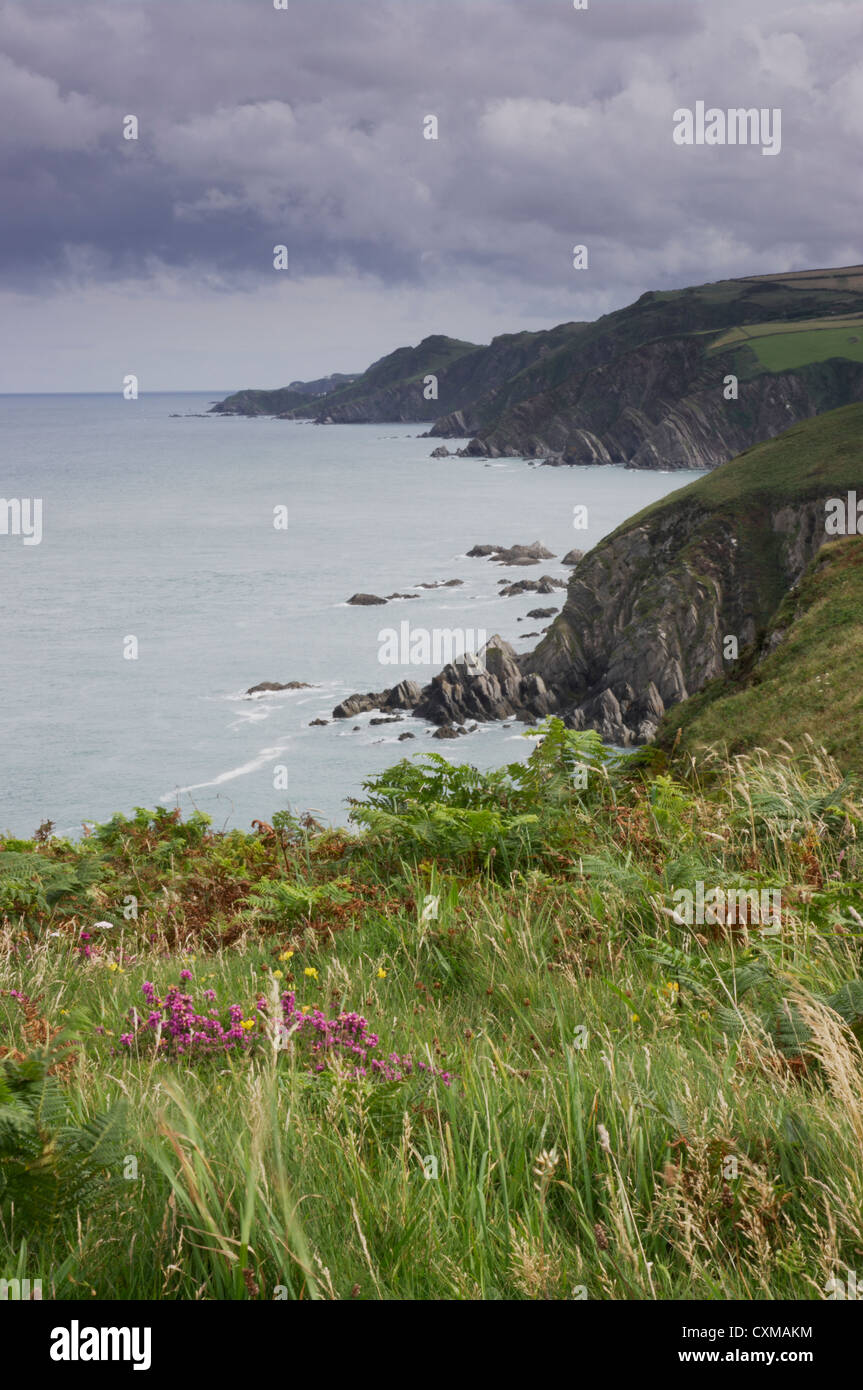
2,728 -> 861,1299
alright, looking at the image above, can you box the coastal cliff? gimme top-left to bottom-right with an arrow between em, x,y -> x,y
214,265 -> 863,475
332,404 -> 863,746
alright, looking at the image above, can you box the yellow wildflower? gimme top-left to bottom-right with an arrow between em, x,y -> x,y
273,970 -> 283,979
240,1019 -> 255,1031
304,967 -> 318,979
279,950 -> 294,962
377,968 -> 387,979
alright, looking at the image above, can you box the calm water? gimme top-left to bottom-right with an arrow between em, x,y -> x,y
0,393 -> 700,837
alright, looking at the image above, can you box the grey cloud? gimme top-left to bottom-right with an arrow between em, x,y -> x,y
0,0 -> 861,386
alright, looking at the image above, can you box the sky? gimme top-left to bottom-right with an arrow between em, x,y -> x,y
1,0 -> 861,392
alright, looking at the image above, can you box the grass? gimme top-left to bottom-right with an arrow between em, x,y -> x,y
3,726 -> 863,1300
747,327 -> 863,373
618,402 -> 863,523
708,314 -> 863,353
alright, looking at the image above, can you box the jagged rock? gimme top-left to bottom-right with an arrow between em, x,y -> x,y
413,635 -> 557,726
370,716 -> 402,726
398,732 -> 416,741
334,691 -> 389,718
430,446 -> 452,458
386,592 -> 420,600
562,549 -> 584,566
385,679 -> 423,710
246,680 -> 313,696
309,718 -> 329,727
432,725 -> 460,739
526,607 -> 558,619
416,579 -> 464,589
347,593 -> 387,606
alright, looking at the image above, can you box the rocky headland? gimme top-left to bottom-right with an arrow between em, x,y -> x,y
328,405 -> 863,746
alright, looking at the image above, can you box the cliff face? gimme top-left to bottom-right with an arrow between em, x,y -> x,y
521,497 -> 827,744
452,338 -> 863,469
430,267 -> 863,465
404,405 -> 863,744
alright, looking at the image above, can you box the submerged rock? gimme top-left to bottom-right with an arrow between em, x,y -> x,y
467,541 -> 555,564
246,680 -> 313,696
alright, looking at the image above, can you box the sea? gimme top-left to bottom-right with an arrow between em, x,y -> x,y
0,392 -> 701,838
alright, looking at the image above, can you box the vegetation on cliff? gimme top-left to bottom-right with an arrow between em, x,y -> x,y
521,404 -> 863,744
658,535 -> 863,774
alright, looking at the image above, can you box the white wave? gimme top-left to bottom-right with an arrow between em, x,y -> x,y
160,742 -> 292,799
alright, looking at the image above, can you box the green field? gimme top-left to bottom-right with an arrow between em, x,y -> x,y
707,316 -> 863,372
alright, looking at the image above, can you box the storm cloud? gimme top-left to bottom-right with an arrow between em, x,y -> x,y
1,0 -> 861,389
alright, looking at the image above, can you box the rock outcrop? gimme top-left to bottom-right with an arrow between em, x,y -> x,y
412,637 -> 557,726
332,679 -> 423,720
